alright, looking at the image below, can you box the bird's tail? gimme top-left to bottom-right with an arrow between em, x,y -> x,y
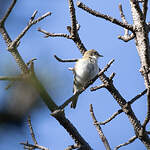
71,94 -> 79,109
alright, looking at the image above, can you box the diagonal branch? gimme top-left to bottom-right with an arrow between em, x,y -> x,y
90,104 -> 111,150
98,89 -> 147,125
99,109 -> 123,125
77,1 -> 134,32
8,12 -> 51,50
115,135 -> 137,150
0,0 -> 17,26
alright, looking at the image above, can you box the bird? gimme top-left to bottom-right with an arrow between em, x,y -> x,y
71,49 -> 103,109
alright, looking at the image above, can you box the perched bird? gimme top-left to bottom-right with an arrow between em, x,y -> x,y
71,49 -> 103,108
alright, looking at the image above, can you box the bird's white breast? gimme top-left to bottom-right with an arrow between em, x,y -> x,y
74,58 -> 99,85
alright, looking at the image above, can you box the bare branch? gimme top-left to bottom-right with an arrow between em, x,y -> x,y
38,0 -> 87,55
90,104 -> 111,150
68,0 -> 77,36
128,89 -> 147,105
90,59 -> 115,91
77,1 -> 134,32
0,0 -> 17,26
96,89 -> 147,125
142,88 -> 150,129
27,116 -> 38,145
0,75 -> 22,81
118,33 -> 135,42
54,55 -> 78,62
29,10 -> 38,23
20,142 -> 49,150
65,144 -> 81,150
115,136 -> 137,150
51,109 -> 92,150
109,72 -> 116,81
142,0 -> 148,21
8,12 -> 51,50
38,28 -> 72,39
90,84 -> 106,91
118,4 -> 135,42
99,109 -> 123,125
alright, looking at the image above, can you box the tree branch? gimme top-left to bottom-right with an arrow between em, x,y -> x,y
142,0 -> 148,21
8,12 -> 51,50
27,116 -> 38,145
90,104 -> 111,150
115,136 -> 137,150
77,1 -> 134,32
0,75 -> 22,81
38,28 -> 72,39
20,142 -> 49,150
118,4 -> 135,42
97,89 -> 147,125
99,109 -> 123,125
0,0 -> 17,26
54,55 -> 78,62
128,89 -> 147,105
51,109 -> 92,150
142,88 -> 150,129
21,116 -> 49,150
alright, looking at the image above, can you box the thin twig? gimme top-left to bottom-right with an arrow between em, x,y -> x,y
90,84 -> 105,91
90,59 -> 115,91
29,10 -> 38,23
38,28 -> 72,39
77,1 -> 134,32
20,142 -> 49,150
0,75 -> 22,81
98,89 -> 147,125
90,104 -> 111,150
118,33 -> 135,42
54,55 -> 78,62
0,0 -> 17,26
109,72 -> 116,81
118,4 -> 135,42
99,109 -> 123,125
128,89 -> 147,104
27,116 -> 38,145
8,12 -> 51,50
115,136 -> 137,150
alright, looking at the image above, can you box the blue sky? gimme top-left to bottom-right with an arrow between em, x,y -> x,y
0,0 -> 149,150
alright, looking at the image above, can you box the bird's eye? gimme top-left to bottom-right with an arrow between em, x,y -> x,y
93,52 -> 97,55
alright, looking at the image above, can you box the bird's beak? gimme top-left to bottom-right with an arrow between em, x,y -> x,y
98,54 -> 103,57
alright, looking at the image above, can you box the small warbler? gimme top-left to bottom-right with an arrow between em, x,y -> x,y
71,49 -> 103,108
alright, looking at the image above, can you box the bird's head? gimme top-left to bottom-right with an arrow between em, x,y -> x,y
83,49 -> 103,59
